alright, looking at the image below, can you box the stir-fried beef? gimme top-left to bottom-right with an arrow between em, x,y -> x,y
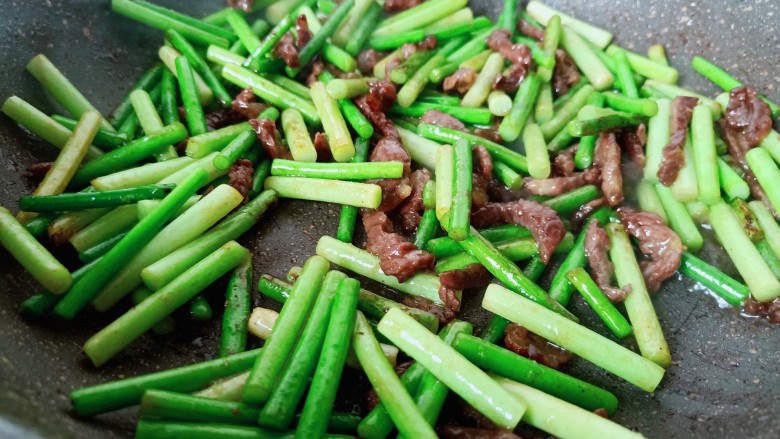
517,19 -> 545,41
438,425 -> 524,439
487,29 -> 532,93
719,86 -> 774,214
743,298 -> 780,324
657,96 -> 698,186
594,131 -> 624,206
572,197 -> 606,232
231,88 -> 266,120
313,132 -> 332,162
367,136 -> 412,212
249,118 -> 291,159
228,0 -> 253,13
384,0 -> 424,12
227,158 -> 254,202
552,145 -> 577,177
421,109 -> 467,130
398,169 -> 432,233
274,15 -> 312,68
471,200 -> 565,263
584,219 -> 629,302
357,49 -> 386,76
473,127 -> 503,143
443,68 -> 477,94
504,323 -> 572,369
552,49 -> 580,95
438,264 -> 492,311
25,162 -> 53,181
617,207 -> 684,292
473,145 -> 494,181
402,296 -> 457,324
401,36 -> 437,59
617,124 -> 647,167
363,210 -> 435,282
523,167 -> 600,196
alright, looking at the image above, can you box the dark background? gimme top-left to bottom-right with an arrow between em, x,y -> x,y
0,1 -> 778,438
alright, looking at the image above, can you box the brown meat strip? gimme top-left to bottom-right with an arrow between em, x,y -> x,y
552,49 -> 580,96
617,207 -> 684,292
657,96 -> 698,186
523,166 -> 600,196
26,162 -> 53,181
362,210 -> 435,282
384,0 -> 424,12
572,197 -> 606,232
312,132 -> 333,162
552,145 -> 577,177
438,264 -> 492,312
720,86 -> 775,214
420,109 -> 466,131
402,296 -> 457,324
357,49 -> 386,76
227,158 -> 254,202
398,168 -> 432,233
594,131 -> 624,206
231,88 -> 266,120
438,426 -> 524,439
504,323 -> 572,369
249,118 -> 292,159
471,200 -> 566,264
617,124 -> 647,167
367,136 -> 412,212
401,36 -> 437,59
584,219 -> 629,302
443,67 -> 477,94
473,145 -> 493,181
228,0 -> 253,13
517,19 -> 545,41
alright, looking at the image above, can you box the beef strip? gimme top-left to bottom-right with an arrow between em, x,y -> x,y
517,19 -> 545,41
421,109 -> 467,130
473,145 -> 493,181
657,96 -> 698,186
401,36 -> 437,59
438,264 -> 492,312
617,207 -> 684,292
743,298 -> 780,324
357,49 -> 386,76
362,210 -> 435,282
274,14 -> 312,68
231,88 -> 266,120
384,0 -> 424,12
617,124 -> 647,167
438,426 -> 524,439
443,67 -> 477,94
228,0 -> 253,13
487,29 -> 533,93
471,200 -> 566,264
402,296 -> 457,324
227,158 -> 254,202
523,166 -> 600,196
552,145 -> 577,177
594,131 -> 624,206
25,162 -> 53,181
367,136 -> 412,212
249,118 -> 292,159
572,197 -> 606,232
473,127 -> 503,143
504,323 -> 572,369
398,168 -> 432,233
584,219 -> 629,302
552,49 -> 580,95
313,132 -> 333,162
720,86 -> 775,214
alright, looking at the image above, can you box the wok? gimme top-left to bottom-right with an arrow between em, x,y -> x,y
0,1 -> 778,438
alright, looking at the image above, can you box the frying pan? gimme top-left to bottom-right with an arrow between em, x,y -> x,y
0,1 -> 778,438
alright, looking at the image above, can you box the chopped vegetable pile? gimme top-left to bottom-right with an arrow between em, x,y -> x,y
1,0 -> 780,438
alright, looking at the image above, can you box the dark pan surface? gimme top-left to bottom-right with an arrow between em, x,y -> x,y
1,1 -> 778,438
